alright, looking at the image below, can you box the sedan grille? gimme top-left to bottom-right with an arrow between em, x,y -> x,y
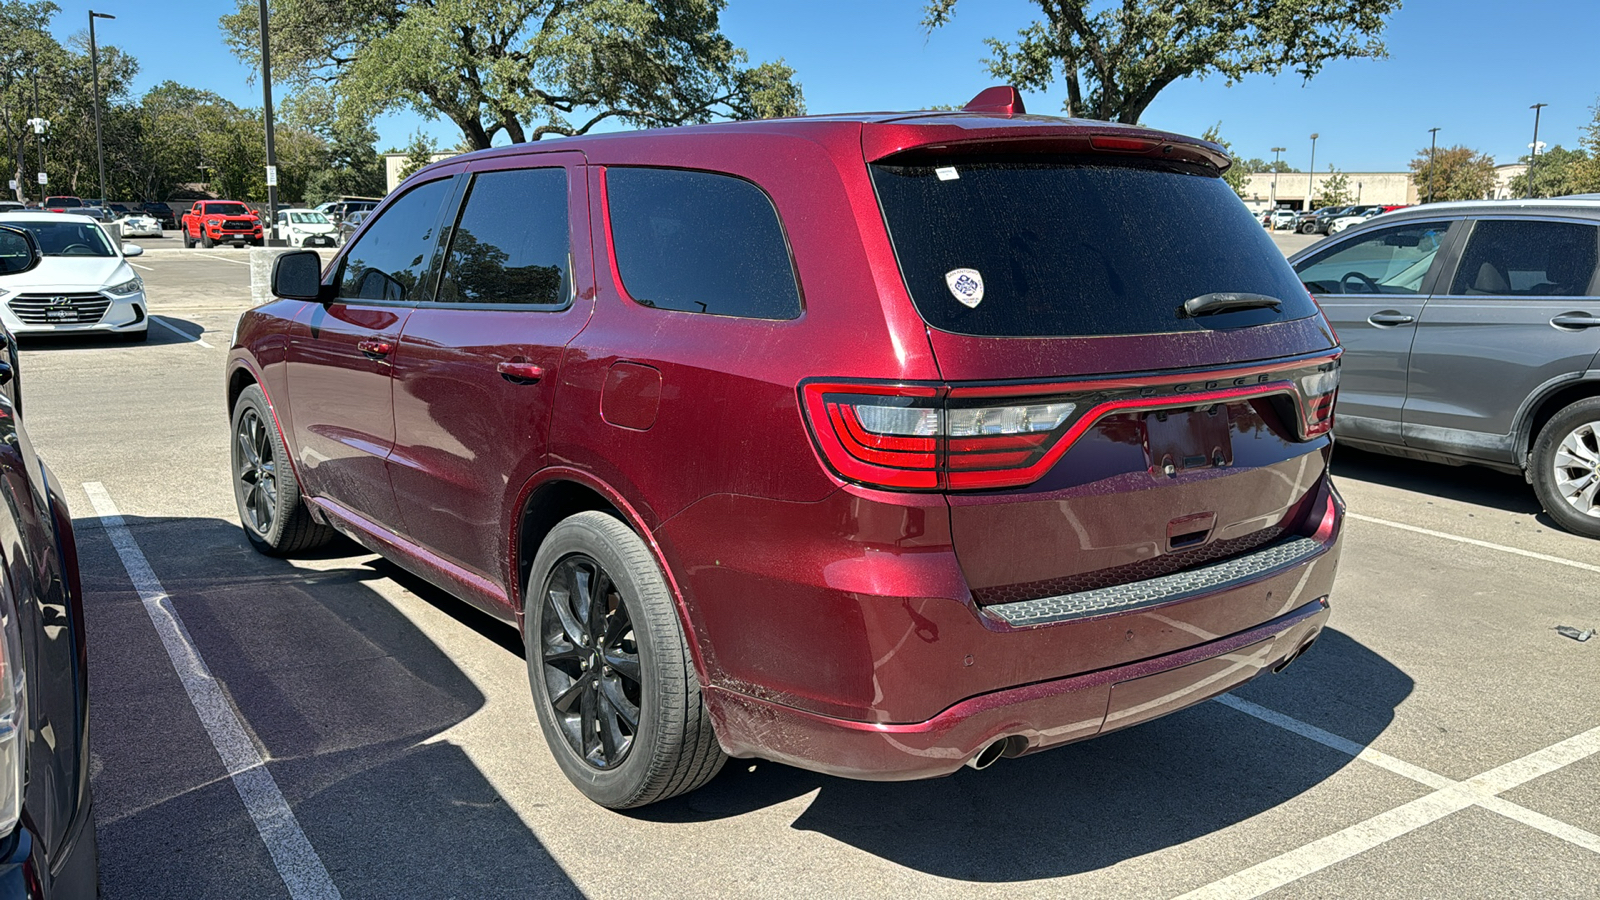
9,292 -> 112,325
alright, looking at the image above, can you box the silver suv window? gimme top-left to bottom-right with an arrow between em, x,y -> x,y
1297,222 -> 1450,295
1447,219 -> 1599,297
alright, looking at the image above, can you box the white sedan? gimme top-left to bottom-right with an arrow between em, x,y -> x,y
1328,208 -> 1386,235
116,213 -> 162,238
0,212 -> 148,341
276,209 -> 338,248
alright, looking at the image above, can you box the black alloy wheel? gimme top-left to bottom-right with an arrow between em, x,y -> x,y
234,405 -> 279,538
539,554 -> 643,769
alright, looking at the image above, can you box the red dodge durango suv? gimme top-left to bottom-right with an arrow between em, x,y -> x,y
227,87 -> 1344,808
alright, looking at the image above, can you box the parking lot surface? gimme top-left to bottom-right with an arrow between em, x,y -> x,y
15,242 -> 1600,898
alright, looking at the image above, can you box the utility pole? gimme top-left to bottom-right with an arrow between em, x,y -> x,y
258,0 -> 283,245
1270,146 -> 1286,210
27,72 -> 46,202
89,11 -> 115,205
1426,127 -> 1441,203
1527,103 -> 1547,199
1306,133 -> 1319,210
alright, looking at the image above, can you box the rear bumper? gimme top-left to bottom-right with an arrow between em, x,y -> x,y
707,597 -> 1329,781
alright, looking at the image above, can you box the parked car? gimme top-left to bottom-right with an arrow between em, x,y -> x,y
105,203 -> 130,217
1298,206 -> 1353,235
0,204 -> 22,215
314,198 -> 380,225
275,209 -> 337,248
40,197 -> 81,213
1326,205 -> 1388,235
0,212 -> 147,341
0,223 -> 99,898
1269,208 -> 1298,230
75,207 -> 117,225
115,211 -> 162,239
181,200 -> 263,248
230,86 -> 1344,809
334,209 -> 368,246
137,202 -> 176,229
1290,198 -> 1600,536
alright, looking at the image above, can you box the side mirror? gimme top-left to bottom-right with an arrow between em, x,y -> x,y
123,243 -> 144,257
0,226 -> 41,276
272,250 -> 325,301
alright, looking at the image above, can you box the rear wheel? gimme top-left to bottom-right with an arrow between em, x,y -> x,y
182,229 -> 194,249
230,384 -> 335,554
1531,397 -> 1600,538
525,511 -> 725,808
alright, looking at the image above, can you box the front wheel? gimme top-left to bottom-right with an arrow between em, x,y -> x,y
1531,398 -> 1600,538
200,231 -> 214,248
230,384 -> 336,554
1299,221 -> 1318,234
525,511 -> 725,808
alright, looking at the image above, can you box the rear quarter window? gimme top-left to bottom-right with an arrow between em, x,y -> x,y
870,157 -> 1318,337
605,167 -> 801,320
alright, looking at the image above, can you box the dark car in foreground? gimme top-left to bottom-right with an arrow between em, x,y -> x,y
0,225 -> 97,897
1291,197 -> 1600,536
228,86 -> 1344,808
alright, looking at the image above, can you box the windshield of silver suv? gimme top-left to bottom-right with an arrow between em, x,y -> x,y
871,156 -> 1318,337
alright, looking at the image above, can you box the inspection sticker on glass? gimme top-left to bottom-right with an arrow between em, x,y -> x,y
935,166 -> 960,181
945,268 -> 984,307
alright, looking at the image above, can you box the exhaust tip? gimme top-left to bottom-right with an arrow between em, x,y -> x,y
966,738 -> 1008,770
1272,636 -> 1318,674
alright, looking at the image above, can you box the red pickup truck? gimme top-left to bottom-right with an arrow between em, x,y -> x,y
182,200 -> 264,248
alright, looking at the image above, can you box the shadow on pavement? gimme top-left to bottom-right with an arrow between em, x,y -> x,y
639,628 -> 1409,882
1332,446 -> 1541,516
14,315 -> 209,351
79,513 -> 580,899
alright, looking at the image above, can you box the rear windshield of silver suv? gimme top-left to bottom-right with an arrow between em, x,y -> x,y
871,156 -> 1318,337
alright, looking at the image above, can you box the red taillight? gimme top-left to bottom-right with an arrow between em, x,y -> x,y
1089,135 -> 1161,153
1297,360 -> 1340,438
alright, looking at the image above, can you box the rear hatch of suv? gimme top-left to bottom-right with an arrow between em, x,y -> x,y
853,133 -> 1339,648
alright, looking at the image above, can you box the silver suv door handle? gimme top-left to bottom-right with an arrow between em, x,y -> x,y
1367,311 -> 1415,326
1551,313 -> 1600,329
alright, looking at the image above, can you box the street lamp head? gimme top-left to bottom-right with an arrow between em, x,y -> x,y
89,11 -> 115,19
1310,133 -> 1319,141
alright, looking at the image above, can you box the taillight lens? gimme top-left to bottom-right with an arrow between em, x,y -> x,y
1298,360 -> 1340,438
0,598 -> 25,835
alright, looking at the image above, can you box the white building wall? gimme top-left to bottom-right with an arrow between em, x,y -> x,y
1240,172 -> 1418,214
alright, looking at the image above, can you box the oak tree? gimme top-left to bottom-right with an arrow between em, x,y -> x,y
1409,144 -> 1497,203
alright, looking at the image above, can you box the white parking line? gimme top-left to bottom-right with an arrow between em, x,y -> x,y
83,482 -> 343,900
129,262 -> 153,272
1180,695 -> 1600,899
1347,512 -> 1600,575
198,254 -> 253,266
151,316 -> 215,348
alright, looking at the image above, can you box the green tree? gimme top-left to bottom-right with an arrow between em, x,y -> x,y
1238,158 -> 1299,174
395,130 -> 438,182
282,87 -> 384,204
1316,166 -> 1352,207
922,0 -> 1400,124
221,0 -> 806,151
1574,101 -> 1600,194
1508,144 -> 1590,199
1410,145 -> 1497,203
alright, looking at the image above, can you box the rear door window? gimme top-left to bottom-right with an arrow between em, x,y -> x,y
337,177 -> 453,303
1446,219 -> 1599,297
870,157 -> 1317,337
436,167 -> 570,306
605,167 -> 801,320
1296,222 -> 1452,295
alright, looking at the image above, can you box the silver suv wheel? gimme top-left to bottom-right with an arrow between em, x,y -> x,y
1552,420 -> 1600,517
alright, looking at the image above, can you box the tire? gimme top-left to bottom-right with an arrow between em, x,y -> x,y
1530,397 -> 1600,538
182,229 -> 193,249
525,511 -> 725,808
201,231 -> 214,248
1299,221 -> 1318,234
230,384 -> 336,555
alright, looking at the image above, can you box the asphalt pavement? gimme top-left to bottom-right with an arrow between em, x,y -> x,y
12,239 -> 1600,898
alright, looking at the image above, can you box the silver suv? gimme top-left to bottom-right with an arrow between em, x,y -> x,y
1291,197 -> 1600,537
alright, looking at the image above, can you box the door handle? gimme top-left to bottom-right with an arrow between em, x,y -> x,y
357,339 -> 394,359
1551,313 -> 1600,329
497,361 -> 545,383
1367,311 -> 1415,326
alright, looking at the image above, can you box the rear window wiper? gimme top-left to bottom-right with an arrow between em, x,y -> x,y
1181,292 -> 1283,318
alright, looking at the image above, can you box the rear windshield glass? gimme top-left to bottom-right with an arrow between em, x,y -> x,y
870,157 -> 1317,337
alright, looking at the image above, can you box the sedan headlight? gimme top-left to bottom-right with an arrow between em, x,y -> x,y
106,276 -> 143,296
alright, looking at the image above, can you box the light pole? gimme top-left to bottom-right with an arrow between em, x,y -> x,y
1357,181 -> 1363,204
89,11 -> 114,205
1306,133 -> 1319,210
258,0 -> 284,245
1426,127 -> 1441,203
1527,103 -> 1548,199
1270,146 -> 1286,209
27,71 -> 45,200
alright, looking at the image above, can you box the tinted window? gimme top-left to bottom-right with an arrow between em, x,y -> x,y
337,178 -> 453,303
1297,222 -> 1450,295
437,168 -> 569,306
1448,219 -> 1599,297
606,168 -> 800,320
871,158 -> 1317,337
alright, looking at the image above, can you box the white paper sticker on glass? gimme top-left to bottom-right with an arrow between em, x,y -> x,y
945,268 -> 984,308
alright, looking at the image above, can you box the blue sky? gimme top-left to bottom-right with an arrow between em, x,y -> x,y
43,0 -> 1600,171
